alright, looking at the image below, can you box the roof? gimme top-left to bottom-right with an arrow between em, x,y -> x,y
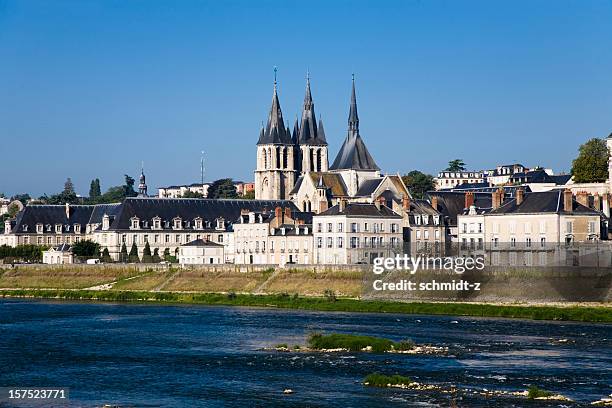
489,190 -> 601,215
508,169 -> 567,184
317,203 -> 401,218
329,79 -> 379,171
257,82 -> 292,145
298,78 -> 327,146
307,172 -> 348,196
182,239 -> 224,247
49,243 -> 71,252
89,203 -> 122,225
110,197 -> 298,231
355,178 -> 383,196
427,191 -> 503,226
12,205 -> 95,234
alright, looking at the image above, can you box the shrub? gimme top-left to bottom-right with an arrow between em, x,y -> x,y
527,385 -> 554,399
100,248 -> 113,263
128,242 -> 140,263
275,343 -> 288,349
308,333 -> 394,352
141,242 -> 153,263
394,339 -> 416,351
227,292 -> 237,300
364,373 -> 412,387
323,289 -> 337,302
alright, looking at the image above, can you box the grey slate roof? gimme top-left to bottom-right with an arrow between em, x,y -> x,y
427,191 -> 502,227
182,239 -> 224,247
489,191 -> 601,215
257,83 -> 293,145
355,178 -> 383,196
329,79 -> 379,171
109,197 -> 298,231
318,203 -> 401,218
298,78 -> 327,146
12,205 -> 95,234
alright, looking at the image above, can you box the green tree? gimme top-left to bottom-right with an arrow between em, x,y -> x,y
446,159 -> 466,172
101,247 -> 113,263
119,243 -> 129,263
11,194 -> 30,205
181,191 -> 204,198
142,242 -> 153,263
128,242 -> 140,263
7,203 -> 21,218
71,239 -> 100,259
401,170 -> 435,199
152,248 -> 161,263
123,175 -> 137,197
89,178 -> 101,199
64,177 -> 75,195
571,138 -> 609,183
163,248 -> 171,261
207,178 -> 238,199
242,190 -> 255,199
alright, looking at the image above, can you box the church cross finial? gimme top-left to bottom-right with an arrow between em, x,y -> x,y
273,66 -> 278,90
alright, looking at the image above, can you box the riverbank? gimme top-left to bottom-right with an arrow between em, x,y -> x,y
1,289 -> 611,322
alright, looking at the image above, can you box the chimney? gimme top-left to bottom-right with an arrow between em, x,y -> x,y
65,203 -> 70,219
603,193 -> 610,218
593,194 -> 601,211
464,192 -> 474,209
516,188 -> 524,206
497,188 -> 505,203
319,200 -> 328,213
275,206 -> 282,219
492,190 -> 501,210
284,207 -> 292,221
430,196 -> 438,211
339,199 -> 347,212
576,191 -> 589,207
374,198 -> 381,210
563,189 -> 573,213
402,195 -> 410,212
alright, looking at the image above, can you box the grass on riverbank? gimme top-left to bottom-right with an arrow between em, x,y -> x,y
0,289 -> 610,322
527,386 -> 554,399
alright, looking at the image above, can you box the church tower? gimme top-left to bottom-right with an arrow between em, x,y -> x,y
138,163 -> 148,197
297,74 -> 328,175
254,70 -> 297,200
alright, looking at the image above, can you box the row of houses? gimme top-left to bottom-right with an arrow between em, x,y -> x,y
1,185 -> 608,265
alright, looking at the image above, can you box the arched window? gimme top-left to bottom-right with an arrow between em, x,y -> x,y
309,149 -> 314,172
316,149 -> 322,171
263,149 -> 268,169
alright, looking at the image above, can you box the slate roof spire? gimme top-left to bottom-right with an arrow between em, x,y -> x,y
348,73 -> 359,132
298,72 -> 327,146
329,76 -> 380,171
138,162 -> 148,197
257,67 -> 293,145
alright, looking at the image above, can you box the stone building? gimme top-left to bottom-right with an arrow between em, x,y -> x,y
312,200 -> 403,264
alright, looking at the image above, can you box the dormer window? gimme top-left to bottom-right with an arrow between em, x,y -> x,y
36,224 -> 43,234
433,215 -> 440,226
164,220 -> 170,228
423,215 -> 429,225
216,218 -> 225,230
102,214 -> 110,230
414,215 -> 421,225
130,217 -> 140,230
22,225 -> 29,232
46,224 -> 52,232
65,224 -> 70,232
55,224 -> 62,234
74,224 -> 81,234
194,217 -> 203,230
152,217 -> 161,230
173,217 -> 182,230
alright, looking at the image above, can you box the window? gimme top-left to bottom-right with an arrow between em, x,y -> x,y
416,230 -> 421,239
478,223 -> 482,233
510,237 -> 516,247
337,223 -> 343,233
540,237 -> 546,247
350,237 -> 358,248
175,234 -> 181,243
218,234 -> 223,243
422,215 -> 429,225
526,237 -> 532,248
588,221 -> 596,234
364,222 -> 369,232
165,234 -> 170,243
55,224 -> 62,233
327,223 -> 333,233
351,223 -> 358,233
173,218 -> 182,230
566,221 -> 573,233
337,237 -> 343,248
391,223 -> 398,233
144,235 -> 149,243
130,218 -> 139,230
380,223 -> 385,232
433,216 -> 439,226
424,230 -> 429,240
327,237 -> 333,248
435,230 -> 440,240
492,237 -> 499,248
462,223 -> 467,234
317,237 -> 323,248
36,224 -> 43,234
316,223 -> 322,233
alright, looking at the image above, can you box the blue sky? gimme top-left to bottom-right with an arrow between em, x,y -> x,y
1,0 -> 611,197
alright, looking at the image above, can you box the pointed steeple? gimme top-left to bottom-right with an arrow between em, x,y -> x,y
330,77 -> 379,171
318,116 -> 327,144
292,116 -> 300,144
257,68 -> 292,145
348,74 -> 359,132
138,162 -> 148,197
298,73 -> 327,146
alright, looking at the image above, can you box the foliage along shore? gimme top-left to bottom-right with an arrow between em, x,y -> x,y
0,289 -> 610,322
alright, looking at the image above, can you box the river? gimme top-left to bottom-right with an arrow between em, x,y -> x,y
0,299 -> 610,407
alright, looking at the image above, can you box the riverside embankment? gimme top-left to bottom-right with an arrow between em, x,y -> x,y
0,264 -> 610,322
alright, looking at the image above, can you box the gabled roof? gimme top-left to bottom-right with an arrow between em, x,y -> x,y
318,203 -> 401,218
307,172 -> 348,196
355,179 -> 383,196
489,190 -> 601,215
427,191 -> 503,227
257,81 -> 292,145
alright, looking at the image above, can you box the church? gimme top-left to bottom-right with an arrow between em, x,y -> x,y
254,74 -> 410,214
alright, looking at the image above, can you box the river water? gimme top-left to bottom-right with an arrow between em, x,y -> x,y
0,299 -> 610,407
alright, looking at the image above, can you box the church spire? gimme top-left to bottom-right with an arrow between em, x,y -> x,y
298,72 -> 326,146
348,74 -> 359,132
257,67 -> 292,145
138,162 -> 148,197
